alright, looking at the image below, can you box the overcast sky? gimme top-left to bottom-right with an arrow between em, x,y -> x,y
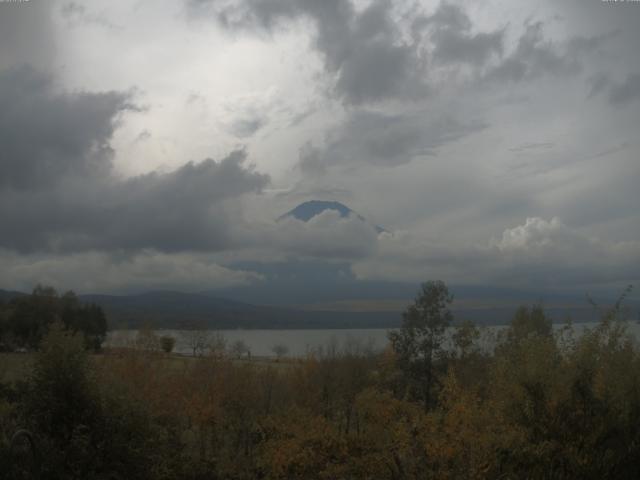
0,0 -> 638,300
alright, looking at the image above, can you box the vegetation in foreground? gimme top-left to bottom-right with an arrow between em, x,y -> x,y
0,281 -> 638,479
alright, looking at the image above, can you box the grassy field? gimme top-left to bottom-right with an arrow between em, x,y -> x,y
0,350 -> 297,385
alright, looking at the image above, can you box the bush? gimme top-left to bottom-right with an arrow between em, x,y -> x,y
160,335 -> 176,354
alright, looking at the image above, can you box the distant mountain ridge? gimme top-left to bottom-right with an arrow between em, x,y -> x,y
16,289 -> 399,330
0,287 -> 623,330
0,289 -> 25,302
279,200 -> 386,233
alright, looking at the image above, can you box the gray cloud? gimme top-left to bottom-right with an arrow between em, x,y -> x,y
273,209 -> 379,260
0,66 -> 129,190
587,72 -> 609,99
509,142 -> 554,153
189,0 -> 429,104
190,1 -> 601,104
609,73 -> 640,105
60,2 -> 121,30
0,0 -> 54,71
0,151 -> 268,254
424,4 -> 503,66
0,66 -> 269,254
485,21 -> 581,83
352,217 -> 640,289
300,109 -> 486,172
433,28 -> 503,66
1,0 -> 638,298
229,116 -> 266,138
0,249 -> 262,294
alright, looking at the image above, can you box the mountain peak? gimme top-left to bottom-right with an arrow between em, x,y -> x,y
279,200 -> 386,233
279,200 -> 357,222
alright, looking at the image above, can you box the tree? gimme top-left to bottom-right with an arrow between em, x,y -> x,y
22,321 -> 158,478
452,319 -> 480,359
136,325 -> 159,352
160,335 -> 176,354
231,340 -> 250,359
8,285 -> 59,349
5,286 -> 107,351
180,321 -> 212,357
506,304 -> 552,345
271,343 -> 289,360
22,321 -> 100,475
389,280 -> 453,410
209,332 -> 227,357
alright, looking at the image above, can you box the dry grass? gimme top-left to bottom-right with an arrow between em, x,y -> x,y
0,349 -> 300,387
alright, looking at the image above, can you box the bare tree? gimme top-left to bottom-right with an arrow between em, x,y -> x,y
180,321 -> 211,357
209,332 -> 227,358
231,339 -> 250,359
135,324 -> 159,352
271,343 -> 289,360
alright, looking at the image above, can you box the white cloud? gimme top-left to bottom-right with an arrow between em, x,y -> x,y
272,209 -> 380,259
493,216 -> 593,253
352,218 -> 640,289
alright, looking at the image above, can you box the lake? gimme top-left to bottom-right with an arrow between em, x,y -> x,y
106,321 -> 640,358
107,328 -> 391,357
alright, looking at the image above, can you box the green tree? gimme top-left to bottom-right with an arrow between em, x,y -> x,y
506,304 -> 552,345
22,322 -> 158,478
8,285 -> 59,349
389,280 -> 453,410
59,291 -> 107,351
6,286 -> 107,351
452,319 -> 480,359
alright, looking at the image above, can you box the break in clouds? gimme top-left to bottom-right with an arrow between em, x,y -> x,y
0,0 -> 638,296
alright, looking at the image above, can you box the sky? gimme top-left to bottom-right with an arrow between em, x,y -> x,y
0,0 -> 639,303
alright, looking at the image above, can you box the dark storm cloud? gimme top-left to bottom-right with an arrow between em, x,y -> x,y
0,67 -> 269,253
299,109 -> 486,172
0,67 -> 129,190
609,73 -> 640,105
96,152 -> 268,252
0,152 -> 268,254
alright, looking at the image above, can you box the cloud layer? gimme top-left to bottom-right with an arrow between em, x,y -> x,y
0,0 -> 637,297
0,67 -> 268,254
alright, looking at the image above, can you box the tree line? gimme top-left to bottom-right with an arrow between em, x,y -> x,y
0,285 -> 107,352
0,281 -> 638,479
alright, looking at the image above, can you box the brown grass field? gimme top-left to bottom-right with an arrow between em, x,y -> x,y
0,350 -> 297,385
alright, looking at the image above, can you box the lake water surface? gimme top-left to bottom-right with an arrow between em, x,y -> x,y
107,321 -> 640,358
